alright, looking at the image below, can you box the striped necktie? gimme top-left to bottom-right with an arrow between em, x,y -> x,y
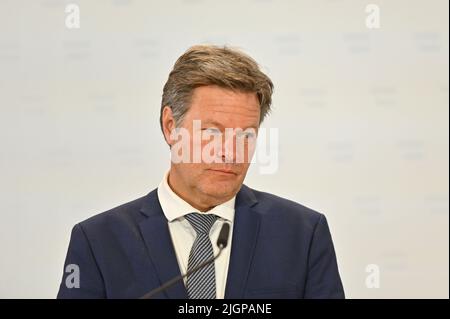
184,213 -> 218,299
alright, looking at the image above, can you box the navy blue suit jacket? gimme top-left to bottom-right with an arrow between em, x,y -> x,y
57,185 -> 344,299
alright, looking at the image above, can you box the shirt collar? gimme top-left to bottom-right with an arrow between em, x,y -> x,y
157,170 -> 235,222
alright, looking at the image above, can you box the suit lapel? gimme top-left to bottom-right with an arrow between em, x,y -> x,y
138,190 -> 188,299
225,185 -> 261,299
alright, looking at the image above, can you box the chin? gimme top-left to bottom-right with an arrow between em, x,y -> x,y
200,183 -> 238,201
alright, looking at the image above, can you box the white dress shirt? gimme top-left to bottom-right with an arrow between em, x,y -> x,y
157,170 -> 235,299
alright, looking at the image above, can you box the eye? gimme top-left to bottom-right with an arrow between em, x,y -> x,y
236,131 -> 256,140
202,127 -> 221,135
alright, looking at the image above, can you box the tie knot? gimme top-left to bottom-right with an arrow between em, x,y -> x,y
184,213 -> 218,235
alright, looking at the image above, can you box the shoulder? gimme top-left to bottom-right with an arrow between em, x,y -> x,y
242,184 -> 325,231
76,189 -> 157,235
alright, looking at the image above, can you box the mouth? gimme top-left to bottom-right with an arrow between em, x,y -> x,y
207,168 -> 237,176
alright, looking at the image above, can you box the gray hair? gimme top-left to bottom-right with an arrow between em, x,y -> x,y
160,45 -> 274,134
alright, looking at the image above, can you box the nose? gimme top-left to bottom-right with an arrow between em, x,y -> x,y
217,133 -> 235,163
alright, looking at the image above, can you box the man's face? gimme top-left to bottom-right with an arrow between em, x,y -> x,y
165,85 -> 260,210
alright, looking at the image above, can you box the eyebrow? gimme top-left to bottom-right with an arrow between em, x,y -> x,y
201,120 -> 224,129
201,119 -> 258,130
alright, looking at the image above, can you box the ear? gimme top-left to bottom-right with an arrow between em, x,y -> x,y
161,106 -> 176,146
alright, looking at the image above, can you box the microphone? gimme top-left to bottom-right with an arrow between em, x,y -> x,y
217,222 -> 230,249
140,222 -> 230,299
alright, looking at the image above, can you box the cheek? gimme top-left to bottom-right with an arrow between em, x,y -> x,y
234,137 -> 257,163
239,163 -> 251,178
176,163 -> 203,183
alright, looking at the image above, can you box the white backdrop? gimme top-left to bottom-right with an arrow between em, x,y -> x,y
0,0 -> 448,298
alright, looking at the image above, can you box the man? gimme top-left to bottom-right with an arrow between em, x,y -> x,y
57,45 -> 344,299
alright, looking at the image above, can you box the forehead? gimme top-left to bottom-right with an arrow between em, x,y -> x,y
188,85 -> 261,128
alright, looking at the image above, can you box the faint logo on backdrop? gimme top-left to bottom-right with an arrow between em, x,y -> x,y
62,40 -> 91,60
327,141 -> 355,163
414,32 -> 443,53
395,139 -> 425,161
299,88 -> 327,108
371,86 -> 397,108
365,264 -> 380,288
343,32 -> 371,54
274,34 -> 302,56
65,4 -> 80,29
